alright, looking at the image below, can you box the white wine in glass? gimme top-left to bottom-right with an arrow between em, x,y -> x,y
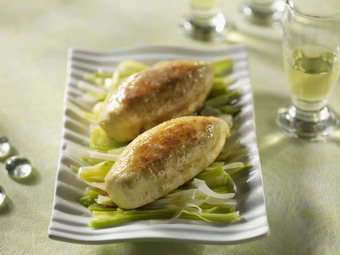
277,1 -> 340,141
285,45 -> 340,105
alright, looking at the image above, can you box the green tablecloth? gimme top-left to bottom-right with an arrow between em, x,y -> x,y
0,1 -> 339,254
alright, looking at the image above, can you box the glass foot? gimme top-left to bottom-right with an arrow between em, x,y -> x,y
178,13 -> 232,42
239,1 -> 284,27
276,105 -> 339,141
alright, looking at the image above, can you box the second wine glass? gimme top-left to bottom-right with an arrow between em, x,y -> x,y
178,0 -> 232,42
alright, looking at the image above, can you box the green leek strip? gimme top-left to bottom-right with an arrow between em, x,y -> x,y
78,94 -> 101,106
206,161 -> 225,169
85,159 -> 115,169
217,140 -> 241,161
218,105 -> 240,116
89,144 -> 115,152
83,174 -> 107,183
200,197 -> 236,207
79,196 -> 96,208
83,157 -> 107,166
199,105 -> 222,117
165,189 -> 197,200
89,209 -> 176,228
223,162 -> 244,171
180,210 -> 239,223
85,92 -> 107,103
205,89 -> 243,108
208,176 -> 229,190
89,205 -> 116,212
83,112 -> 98,121
212,57 -> 233,77
86,189 -> 100,199
78,169 -> 109,182
92,101 -> 104,116
193,179 -> 234,199
70,165 -> 79,174
214,175 -> 235,193
208,86 -> 228,99
208,80 -> 229,99
196,166 -> 235,193
90,127 -> 114,150
83,73 -> 96,83
90,144 -> 127,153
96,195 -> 116,206
90,127 -> 127,152
107,146 -> 127,155
196,166 -> 225,182
220,148 -> 248,162
110,69 -> 120,91
229,164 -> 252,177
213,76 -> 237,87
205,173 -> 234,193
65,143 -> 120,162
78,81 -> 107,94
92,210 -> 122,219
65,101 -> 97,124
117,60 -> 149,77
83,73 -> 109,87
201,205 -> 236,214
78,161 -> 113,182
109,60 -> 149,91
95,70 -> 113,79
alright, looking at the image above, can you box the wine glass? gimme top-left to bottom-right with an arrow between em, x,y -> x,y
239,0 -> 285,27
276,0 -> 340,141
178,0 -> 232,42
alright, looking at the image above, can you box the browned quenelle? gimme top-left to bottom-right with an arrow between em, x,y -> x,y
98,60 -> 214,142
105,116 -> 230,209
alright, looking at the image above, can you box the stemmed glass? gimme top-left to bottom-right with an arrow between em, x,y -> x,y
178,0 -> 232,42
276,0 -> 340,141
239,0 -> 285,27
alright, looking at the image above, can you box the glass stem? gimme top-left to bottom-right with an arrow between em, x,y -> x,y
292,97 -> 330,122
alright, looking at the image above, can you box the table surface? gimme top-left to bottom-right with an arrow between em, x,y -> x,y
1,1 -> 339,254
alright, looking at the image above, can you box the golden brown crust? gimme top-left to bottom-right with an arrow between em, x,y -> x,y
98,60 -> 214,142
105,116 -> 230,209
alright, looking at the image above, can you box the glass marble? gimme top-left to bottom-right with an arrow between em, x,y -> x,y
5,156 -> 32,178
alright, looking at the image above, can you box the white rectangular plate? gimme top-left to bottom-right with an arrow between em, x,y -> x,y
48,44 -> 269,244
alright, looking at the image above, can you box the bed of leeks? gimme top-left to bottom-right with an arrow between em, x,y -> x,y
65,57 -> 252,228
